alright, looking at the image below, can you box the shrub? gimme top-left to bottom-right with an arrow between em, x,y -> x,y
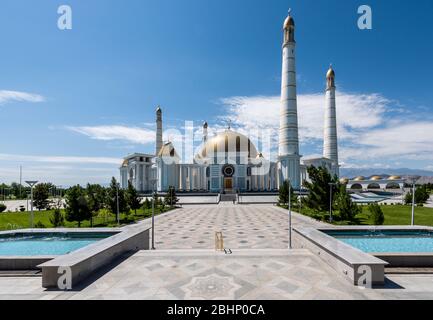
368,203 -> 385,225
0,204 -> 6,213
50,209 -> 65,227
142,198 -> 151,210
34,221 -> 46,228
334,189 -> 361,221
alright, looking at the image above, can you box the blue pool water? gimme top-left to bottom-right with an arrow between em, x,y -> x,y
0,233 -> 114,256
325,230 -> 433,253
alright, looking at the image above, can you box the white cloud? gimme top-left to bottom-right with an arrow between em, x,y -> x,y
341,121 -> 433,161
218,92 -> 432,164
219,91 -> 391,142
67,125 -> 155,145
0,153 -> 120,165
0,90 -> 45,104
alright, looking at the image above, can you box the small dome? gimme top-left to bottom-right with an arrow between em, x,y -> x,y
156,106 -> 162,113
326,66 -> 335,79
339,177 -> 349,185
157,142 -> 179,160
284,15 -> 295,29
203,121 -> 208,128
354,176 -> 365,181
370,176 -> 382,181
388,175 -> 402,180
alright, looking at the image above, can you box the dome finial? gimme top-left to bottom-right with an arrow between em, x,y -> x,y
288,8 -> 292,15
326,64 -> 335,79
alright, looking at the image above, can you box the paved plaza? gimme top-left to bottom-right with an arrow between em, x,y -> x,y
1,204 -> 433,300
149,204 -> 324,249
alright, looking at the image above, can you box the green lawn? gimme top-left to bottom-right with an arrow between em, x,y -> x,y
284,203 -> 433,226
0,206 -> 173,231
357,205 -> 433,226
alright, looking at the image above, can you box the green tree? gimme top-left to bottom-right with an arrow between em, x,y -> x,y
142,198 -> 151,210
34,221 -> 46,228
368,203 -> 385,225
164,186 -> 179,207
50,208 -> 65,227
126,181 -> 141,214
405,185 -> 430,205
107,177 -> 129,216
33,183 -> 51,210
86,184 -> 105,227
303,166 -> 337,212
278,180 -> 296,206
65,185 -> 92,227
334,185 -> 361,221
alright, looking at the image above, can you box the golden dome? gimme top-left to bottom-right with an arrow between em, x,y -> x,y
370,176 -> 382,181
388,175 -> 402,180
195,129 -> 259,164
326,66 -> 335,79
354,176 -> 365,181
283,15 -> 295,29
339,177 -> 349,185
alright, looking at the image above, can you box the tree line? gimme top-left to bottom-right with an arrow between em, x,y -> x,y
1,177 -> 179,228
278,166 -> 385,225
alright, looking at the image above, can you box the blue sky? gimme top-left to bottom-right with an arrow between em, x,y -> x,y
1,0 -> 433,185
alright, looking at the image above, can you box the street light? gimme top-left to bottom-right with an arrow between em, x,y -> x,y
328,182 -> 337,223
25,181 -> 38,228
151,180 -> 156,250
411,183 -> 416,226
116,183 -> 120,226
288,179 -> 292,250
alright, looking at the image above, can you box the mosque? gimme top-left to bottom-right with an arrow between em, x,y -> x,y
120,11 -> 340,193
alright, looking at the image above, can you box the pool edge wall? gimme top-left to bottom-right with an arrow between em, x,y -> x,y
39,226 -> 150,289
373,253 -> 433,267
0,256 -> 54,270
293,226 -> 387,286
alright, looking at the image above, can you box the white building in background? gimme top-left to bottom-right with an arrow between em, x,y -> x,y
120,11 -> 341,193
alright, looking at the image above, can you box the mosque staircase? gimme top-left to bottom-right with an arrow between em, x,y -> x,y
219,193 -> 237,202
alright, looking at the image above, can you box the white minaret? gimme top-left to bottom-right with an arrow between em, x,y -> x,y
278,10 -> 301,189
155,106 -> 163,156
323,65 -> 339,176
203,121 -> 208,143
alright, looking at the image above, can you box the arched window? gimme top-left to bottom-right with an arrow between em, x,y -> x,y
225,135 -> 229,163
213,143 -> 217,165
236,136 -> 240,164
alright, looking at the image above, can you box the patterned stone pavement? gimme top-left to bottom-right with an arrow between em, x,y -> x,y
148,204 -> 325,249
1,204 -> 433,300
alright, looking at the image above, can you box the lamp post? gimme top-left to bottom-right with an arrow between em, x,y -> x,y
411,183 -> 416,226
151,181 -> 156,250
328,182 -> 337,223
116,183 -> 120,226
25,181 -> 38,228
288,179 -> 292,250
